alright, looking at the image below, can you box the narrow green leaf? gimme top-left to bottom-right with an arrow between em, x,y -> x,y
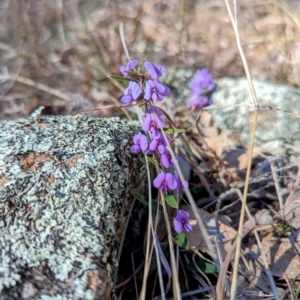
174,232 -> 189,249
108,75 -> 133,84
163,128 -> 185,134
132,192 -> 162,211
132,192 -> 148,206
146,156 -> 157,165
165,194 -> 178,208
186,261 -> 218,274
151,200 -> 163,212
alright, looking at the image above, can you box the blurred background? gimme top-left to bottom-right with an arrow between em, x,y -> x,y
0,0 -> 299,119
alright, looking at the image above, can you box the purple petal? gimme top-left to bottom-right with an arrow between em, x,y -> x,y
120,66 -> 126,76
184,223 -> 192,232
128,60 -> 138,70
173,218 -> 183,233
160,153 -> 171,168
144,61 -> 165,79
150,128 -> 161,140
152,93 -> 158,102
161,84 -> 170,97
152,113 -> 166,128
139,135 -> 148,151
160,150 -> 177,168
165,173 -> 177,190
121,94 -> 134,104
130,82 -> 142,100
157,144 -> 166,154
149,139 -> 158,152
146,105 -> 164,117
153,172 -> 166,189
157,65 -> 165,76
190,68 -> 215,92
143,113 -> 165,132
130,145 -> 141,154
144,81 -> 153,100
120,60 -> 138,77
142,114 -> 152,131
174,172 -> 188,190
177,210 -> 190,220
156,81 -> 167,93
133,132 -> 143,144
187,95 -> 209,109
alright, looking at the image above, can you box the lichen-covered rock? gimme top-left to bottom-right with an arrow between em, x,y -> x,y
0,115 -> 144,300
211,78 -> 300,160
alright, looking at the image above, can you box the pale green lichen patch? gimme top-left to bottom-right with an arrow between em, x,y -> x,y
211,78 -> 300,161
0,115 -> 144,299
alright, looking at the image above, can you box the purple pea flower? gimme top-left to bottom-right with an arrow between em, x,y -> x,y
144,61 -> 165,79
145,105 -> 164,117
153,172 -> 177,193
130,132 -> 148,154
187,95 -> 210,109
120,60 -> 138,77
174,172 -> 188,190
160,149 -> 178,168
144,106 -> 165,127
142,112 -> 166,132
149,135 -> 170,154
190,68 -> 215,94
173,210 -> 192,233
144,80 -> 170,102
121,81 -> 142,104
150,127 -> 161,140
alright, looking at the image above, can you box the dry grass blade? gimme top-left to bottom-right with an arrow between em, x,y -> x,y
223,0 -> 259,107
9,75 -> 71,102
222,0 -> 262,298
160,191 -> 181,300
282,273 -> 296,300
139,158 -> 155,300
229,109 -> 259,300
216,209 -> 267,299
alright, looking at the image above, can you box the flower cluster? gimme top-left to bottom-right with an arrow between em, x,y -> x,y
120,60 -> 170,105
173,210 -> 192,233
187,68 -> 217,110
119,60 -> 191,234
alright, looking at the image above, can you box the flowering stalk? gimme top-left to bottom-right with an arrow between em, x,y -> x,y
117,60 -> 191,235
187,68 -> 217,110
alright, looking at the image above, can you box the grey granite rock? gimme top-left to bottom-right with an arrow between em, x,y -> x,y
0,114 -> 143,299
210,78 -> 300,161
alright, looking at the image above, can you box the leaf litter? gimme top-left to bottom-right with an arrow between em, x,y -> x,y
168,99 -> 300,299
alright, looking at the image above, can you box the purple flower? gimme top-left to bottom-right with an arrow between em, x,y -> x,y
149,136 -> 170,154
144,61 -> 165,79
142,112 -> 166,132
145,105 -> 164,117
187,95 -> 210,109
160,149 -> 178,168
130,132 -> 148,154
121,81 -> 142,104
144,80 -> 170,102
120,60 -> 138,77
174,172 -> 188,190
173,210 -> 192,233
153,172 -> 177,193
190,68 -> 215,94
143,106 -> 165,127
150,127 -> 161,140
